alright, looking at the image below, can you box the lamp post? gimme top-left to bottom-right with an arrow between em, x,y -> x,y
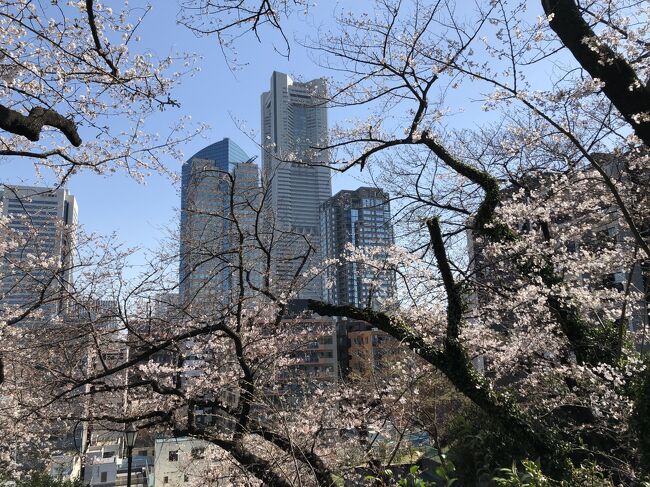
123,426 -> 138,487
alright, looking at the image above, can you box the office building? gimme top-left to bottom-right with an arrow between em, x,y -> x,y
320,187 -> 397,378
179,138 -> 260,311
321,187 -> 395,308
261,71 -> 332,300
0,185 -> 77,322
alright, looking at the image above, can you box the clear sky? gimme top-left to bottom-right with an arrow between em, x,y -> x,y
0,1 -> 368,265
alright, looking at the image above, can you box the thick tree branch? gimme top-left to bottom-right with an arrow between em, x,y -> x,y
251,426 -> 336,487
0,104 -> 81,146
420,134 -> 516,242
229,442 -> 294,487
308,300 -> 444,366
426,217 -> 463,340
183,429 -> 294,487
308,300 -> 562,470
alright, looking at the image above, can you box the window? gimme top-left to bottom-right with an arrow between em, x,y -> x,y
169,450 -> 179,461
139,450 -> 148,457
102,451 -> 114,458
191,447 -> 205,459
164,476 -> 169,484
100,472 -> 107,483
184,475 -> 189,482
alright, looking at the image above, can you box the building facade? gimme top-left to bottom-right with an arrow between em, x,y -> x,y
320,187 -> 395,308
261,71 -> 332,300
280,300 -> 339,384
154,437 -> 221,487
179,138 -> 259,311
82,431 -> 153,487
0,185 -> 77,321
348,327 -> 401,378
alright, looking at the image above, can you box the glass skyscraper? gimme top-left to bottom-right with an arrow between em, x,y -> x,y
320,187 -> 395,308
260,71 -> 332,300
179,138 -> 260,310
0,185 -> 77,322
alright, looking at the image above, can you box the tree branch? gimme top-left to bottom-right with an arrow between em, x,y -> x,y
86,0 -> 119,76
251,425 -> 336,487
0,104 -> 81,146
542,0 -> 650,147
307,301 -> 562,469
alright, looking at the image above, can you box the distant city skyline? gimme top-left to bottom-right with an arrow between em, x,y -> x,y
0,2 -> 366,271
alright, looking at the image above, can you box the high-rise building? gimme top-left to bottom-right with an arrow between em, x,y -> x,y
321,187 -> 395,308
261,71 -> 332,300
277,299 -> 339,387
179,138 -> 260,310
320,187 -> 397,378
0,185 -> 77,321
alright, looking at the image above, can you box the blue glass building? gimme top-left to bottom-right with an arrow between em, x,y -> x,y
179,138 -> 259,310
320,187 -> 395,308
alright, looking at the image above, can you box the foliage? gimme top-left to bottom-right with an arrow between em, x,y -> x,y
492,459 -> 614,487
14,473 -> 83,487
433,458 -> 457,487
493,460 -> 553,487
444,404 -> 527,484
631,362 -> 650,473
1,0 -> 650,485
364,463 -> 453,487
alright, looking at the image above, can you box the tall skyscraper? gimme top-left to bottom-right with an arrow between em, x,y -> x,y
261,71 -> 332,300
0,185 -> 77,321
179,138 -> 260,310
320,187 -> 395,308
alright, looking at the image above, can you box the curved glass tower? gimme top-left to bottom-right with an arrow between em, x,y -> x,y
179,138 -> 259,310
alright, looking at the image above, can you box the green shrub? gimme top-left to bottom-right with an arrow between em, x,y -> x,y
492,459 -> 613,487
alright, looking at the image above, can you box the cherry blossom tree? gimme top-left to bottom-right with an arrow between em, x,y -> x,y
0,167 -> 436,486
2,0 -> 650,485
301,0 -> 650,482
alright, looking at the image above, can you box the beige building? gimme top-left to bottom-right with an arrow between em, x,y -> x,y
348,327 -> 399,377
275,301 -> 339,387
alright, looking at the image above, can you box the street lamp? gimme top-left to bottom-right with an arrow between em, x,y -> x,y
123,426 -> 138,487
